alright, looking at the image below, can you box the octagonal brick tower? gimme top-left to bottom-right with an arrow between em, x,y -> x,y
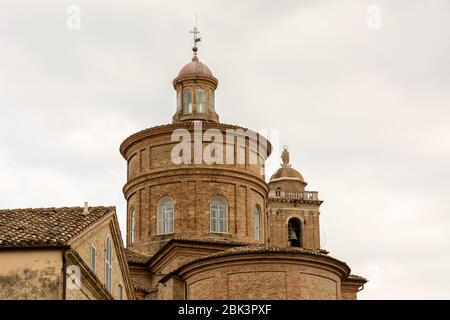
120,49 -> 272,255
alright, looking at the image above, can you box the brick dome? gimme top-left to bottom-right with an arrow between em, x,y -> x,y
269,148 -> 307,192
178,56 -> 213,77
172,53 -> 219,123
270,166 -> 305,183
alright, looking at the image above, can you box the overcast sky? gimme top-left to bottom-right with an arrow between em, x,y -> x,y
1,0 -> 449,299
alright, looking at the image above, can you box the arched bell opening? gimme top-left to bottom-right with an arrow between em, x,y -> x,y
288,218 -> 302,247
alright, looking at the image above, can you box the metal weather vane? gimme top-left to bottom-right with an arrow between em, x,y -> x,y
189,15 -> 202,51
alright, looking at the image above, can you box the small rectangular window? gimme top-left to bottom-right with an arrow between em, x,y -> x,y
210,197 -> 228,233
90,245 -> 97,273
158,204 -> 174,234
196,89 -> 206,113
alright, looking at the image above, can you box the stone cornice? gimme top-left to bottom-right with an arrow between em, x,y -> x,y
123,166 -> 269,199
343,274 -> 368,285
119,122 -> 273,158
173,73 -> 219,89
162,246 -> 351,283
148,238 -> 254,272
108,213 -> 137,300
268,197 -> 323,205
65,249 -> 113,300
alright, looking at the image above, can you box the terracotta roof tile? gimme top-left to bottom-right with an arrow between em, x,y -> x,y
125,248 -> 151,264
347,274 -> 368,282
0,206 -> 113,248
160,245 -> 350,283
132,279 -> 154,293
174,245 -> 343,271
169,235 -> 255,246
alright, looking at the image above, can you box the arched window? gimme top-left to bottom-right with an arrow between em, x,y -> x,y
157,196 -> 174,235
129,208 -> 135,244
210,196 -> 228,233
288,218 -> 302,247
254,206 -> 261,241
196,89 -> 206,113
183,89 -> 192,114
104,235 -> 112,293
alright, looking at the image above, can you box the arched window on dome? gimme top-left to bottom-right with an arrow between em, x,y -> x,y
210,196 -> 228,233
196,89 -> 206,113
288,218 -> 302,247
254,206 -> 261,241
157,196 -> 174,235
183,89 -> 192,114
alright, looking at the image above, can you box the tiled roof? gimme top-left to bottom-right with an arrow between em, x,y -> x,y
0,206 -> 114,248
170,245 -> 348,274
158,245 -> 352,284
147,236 -> 256,266
125,248 -> 151,264
197,245 -> 333,260
347,274 -> 368,282
132,279 -> 154,293
168,235 -> 255,247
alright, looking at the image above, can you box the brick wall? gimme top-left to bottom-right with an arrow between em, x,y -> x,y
268,202 -> 321,249
177,253 -> 344,300
122,124 -> 270,255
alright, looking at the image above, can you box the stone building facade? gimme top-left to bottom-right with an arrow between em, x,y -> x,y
122,47 -> 367,300
0,206 -> 134,300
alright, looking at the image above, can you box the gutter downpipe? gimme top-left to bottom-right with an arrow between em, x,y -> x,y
62,248 -> 68,300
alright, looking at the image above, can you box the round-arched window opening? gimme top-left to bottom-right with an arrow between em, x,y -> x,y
288,218 -> 302,247
196,89 -> 206,113
210,196 -> 228,233
183,89 -> 192,114
157,196 -> 174,235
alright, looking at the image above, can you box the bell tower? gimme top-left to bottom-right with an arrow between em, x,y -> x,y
267,147 -> 323,250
